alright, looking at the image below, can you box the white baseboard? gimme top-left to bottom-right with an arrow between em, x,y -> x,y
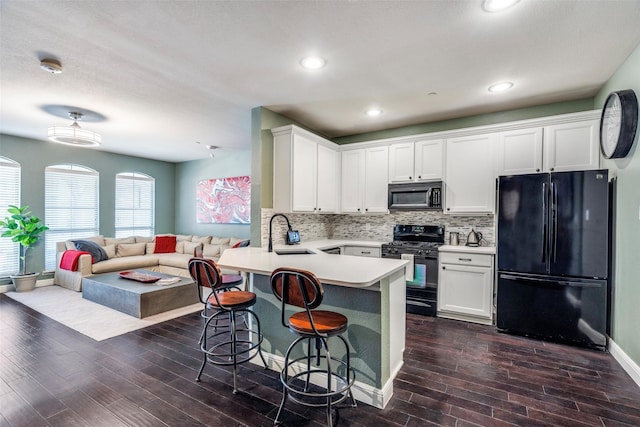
0,278 -> 54,294
250,351 -> 393,409
609,338 -> 640,388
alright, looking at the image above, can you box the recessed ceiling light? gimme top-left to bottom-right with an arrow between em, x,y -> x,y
300,56 -> 326,70
482,0 -> 520,12
365,108 -> 383,117
488,82 -> 514,92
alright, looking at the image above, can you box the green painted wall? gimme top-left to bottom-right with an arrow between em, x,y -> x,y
250,107 -> 312,246
594,43 -> 640,366
0,134 -> 176,278
334,98 -> 594,144
175,152 -> 251,239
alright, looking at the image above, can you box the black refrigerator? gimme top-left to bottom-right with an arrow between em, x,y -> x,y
497,170 -> 610,350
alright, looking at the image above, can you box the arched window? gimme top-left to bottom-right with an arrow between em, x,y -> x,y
0,156 -> 21,276
44,164 -> 99,270
115,172 -> 155,238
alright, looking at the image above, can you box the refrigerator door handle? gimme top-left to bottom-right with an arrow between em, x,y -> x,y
558,280 -> 602,288
551,181 -> 558,263
541,182 -> 547,263
500,274 -> 557,283
499,273 -> 603,288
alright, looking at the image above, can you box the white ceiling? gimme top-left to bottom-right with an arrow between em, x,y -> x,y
1,1 -> 640,162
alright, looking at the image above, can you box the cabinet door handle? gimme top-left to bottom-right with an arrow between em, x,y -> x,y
365,208 -> 368,212
418,175 -> 421,179
409,176 -> 412,180
458,258 -> 472,262
318,207 -> 321,211
362,251 -> 371,255
357,208 -> 361,211
442,266 -> 446,270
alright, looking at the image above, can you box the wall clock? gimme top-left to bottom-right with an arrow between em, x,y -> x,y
599,89 -> 638,159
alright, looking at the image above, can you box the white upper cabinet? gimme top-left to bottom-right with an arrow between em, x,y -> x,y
388,142 -> 414,182
272,125 -> 339,214
364,146 -> 389,213
341,146 -> 389,213
340,149 -> 365,213
316,144 -> 339,213
444,134 -> 495,214
543,120 -> 600,172
388,139 -> 443,182
415,138 -> 444,181
496,128 -> 543,176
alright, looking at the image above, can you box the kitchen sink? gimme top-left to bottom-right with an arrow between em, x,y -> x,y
274,248 -> 315,255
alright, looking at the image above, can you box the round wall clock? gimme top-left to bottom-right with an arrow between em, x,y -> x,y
599,89 -> 638,159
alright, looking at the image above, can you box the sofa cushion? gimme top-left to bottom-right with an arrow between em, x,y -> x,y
202,244 -> 222,257
66,235 -> 106,250
102,244 -> 116,259
135,236 -> 154,243
176,234 -> 192,241
72,240 -> 109,263
191,235 -> 211,244
232,239 -> 250,248
116,242 -> 147,257
183,241 -> 203,256
156,253 -> 193,269
229,237 -> 245,248
91,255 -> 159,274
211,237 -> 230,245
154,235 -> 176,253
104,236 -> 135,246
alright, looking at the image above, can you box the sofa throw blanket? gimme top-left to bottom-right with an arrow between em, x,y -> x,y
72,239 -> 109,263
60,250 -> 92,271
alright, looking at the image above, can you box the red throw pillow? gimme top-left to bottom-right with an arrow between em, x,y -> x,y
154,235 -> 176,254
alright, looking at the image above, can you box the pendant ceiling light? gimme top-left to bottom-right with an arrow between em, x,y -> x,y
48,112 -> 102,147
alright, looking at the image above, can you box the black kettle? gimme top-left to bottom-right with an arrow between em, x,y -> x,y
466,229 -> 482,247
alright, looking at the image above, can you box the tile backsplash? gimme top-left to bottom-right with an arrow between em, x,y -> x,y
261,208 -> 495,247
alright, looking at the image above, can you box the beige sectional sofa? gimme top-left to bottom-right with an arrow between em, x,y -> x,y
54,234 -> 246,291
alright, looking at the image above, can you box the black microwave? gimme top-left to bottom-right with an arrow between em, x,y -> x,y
388,182 -> 443,210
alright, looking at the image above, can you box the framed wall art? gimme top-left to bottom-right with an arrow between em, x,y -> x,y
196,175 -> 251,224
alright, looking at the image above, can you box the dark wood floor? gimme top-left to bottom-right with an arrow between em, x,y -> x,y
1,293 -> 639,427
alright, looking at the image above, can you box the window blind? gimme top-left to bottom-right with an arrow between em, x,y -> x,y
0,157 -> 21,277
44,164 -> 99,270
115,172 -> 155,238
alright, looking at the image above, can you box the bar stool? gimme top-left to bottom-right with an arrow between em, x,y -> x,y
188,258 -> 267,394
270,267 -> 356,426
192,246 -> 246,319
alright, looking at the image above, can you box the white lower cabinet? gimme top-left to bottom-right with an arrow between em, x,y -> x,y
343,246 -> 381,258
437,250 -> 494,325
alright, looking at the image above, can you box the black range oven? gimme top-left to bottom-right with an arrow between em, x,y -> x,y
381,224 -> 444,317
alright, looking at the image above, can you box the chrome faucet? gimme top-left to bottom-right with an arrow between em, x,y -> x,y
268,213 -> 292,252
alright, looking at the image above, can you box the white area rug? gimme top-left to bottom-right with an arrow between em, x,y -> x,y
5,285 -> 201,341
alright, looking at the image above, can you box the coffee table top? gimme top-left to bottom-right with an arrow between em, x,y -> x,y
84,270 -> 193,295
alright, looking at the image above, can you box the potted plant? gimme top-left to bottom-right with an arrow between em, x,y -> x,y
0,205 -> 49,292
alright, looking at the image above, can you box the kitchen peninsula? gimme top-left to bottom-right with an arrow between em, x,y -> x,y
217,241 -> 408,409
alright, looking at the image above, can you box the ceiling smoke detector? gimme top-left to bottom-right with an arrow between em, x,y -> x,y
40,58 -> 63,74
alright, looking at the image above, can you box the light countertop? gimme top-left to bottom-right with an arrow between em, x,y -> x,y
217,239 -> 405,288
439,245 -> 496,255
